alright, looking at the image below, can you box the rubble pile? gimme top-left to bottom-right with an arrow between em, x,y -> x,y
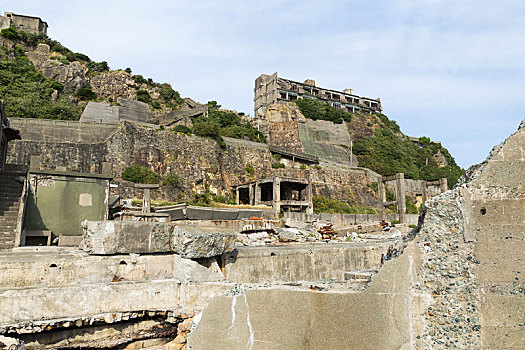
235,217 -> 408,246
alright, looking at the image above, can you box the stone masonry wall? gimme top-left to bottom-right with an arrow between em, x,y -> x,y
8,140 -> 106,173
7,122 -> 378,205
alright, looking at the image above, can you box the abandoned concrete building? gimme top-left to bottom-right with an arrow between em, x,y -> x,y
233,176 -> 313,214
0,12 -> 48,34
254,71 -> 382,119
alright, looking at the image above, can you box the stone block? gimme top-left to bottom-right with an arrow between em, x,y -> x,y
81,221 -> 235,258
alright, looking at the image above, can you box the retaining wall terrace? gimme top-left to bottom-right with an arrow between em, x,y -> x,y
7,122 -> 378,205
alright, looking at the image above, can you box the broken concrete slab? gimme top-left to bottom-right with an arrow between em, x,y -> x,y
275,227 -> 301,242
81,221 -> 235,258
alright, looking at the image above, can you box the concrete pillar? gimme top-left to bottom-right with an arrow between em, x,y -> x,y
273,177 -> 281,216
249,184 -> 254,206
377,176 -> 386,221
422,181 -> 428,205
143,188 -> 151,213
440,177 -> 448,193
306,181 -> 313,215
235,188 -> 239,205
395,173 -> 406,224
255,181 -> 261,205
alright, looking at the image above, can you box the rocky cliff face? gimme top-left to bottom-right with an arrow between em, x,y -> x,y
89,71 -> 137,100
25,43 -> 88,91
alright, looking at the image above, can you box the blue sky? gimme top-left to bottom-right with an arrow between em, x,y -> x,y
3,0 -> 525,168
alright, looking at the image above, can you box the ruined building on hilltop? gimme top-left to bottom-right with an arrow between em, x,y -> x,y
254,72 -> 382,119
0,12 -> 48,35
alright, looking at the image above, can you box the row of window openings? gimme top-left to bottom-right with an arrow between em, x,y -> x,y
278,92 -> 369,110
280,85 -> 378,107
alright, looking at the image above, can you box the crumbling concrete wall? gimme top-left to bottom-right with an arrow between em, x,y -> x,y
188,121 -> 525,349
221,242 -> 393,283
0,250 -> 231,333
188,243 -> 415,350
8,140 -> 106,173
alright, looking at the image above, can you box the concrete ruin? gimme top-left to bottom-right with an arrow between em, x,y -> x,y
2,122 -> 524,349
233,176 -> 313,215
254,72 -> 382,119
0,12 -> 47,34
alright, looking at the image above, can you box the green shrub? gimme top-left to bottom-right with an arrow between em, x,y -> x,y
190,191 -> 213,207
122,165 -> 159,184
0,52 -> 81,120
245,163 -> 255,176
272,162 -> 285,169
47,79 -> 63,92
212,194 -> 236,205
57,56 -> 69,65
0,27 -> 18,40
151,100 -> 161,109
295,98 -> 352,124
163,172 -> 182,187
159,83 -> 184,107
75,83 -> 97,101
124,67 -> 132,74
406,195 -> 419,214
190,104 -> 265,144
192,120 -> 221,138
87,61 -> 109,73
132,75 -> 147,85
300,164 -> 307,169
171,124 -> 192,134
136,90 -> 152,104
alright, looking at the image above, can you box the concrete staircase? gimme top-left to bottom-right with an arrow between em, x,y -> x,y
0,170 -> 26,250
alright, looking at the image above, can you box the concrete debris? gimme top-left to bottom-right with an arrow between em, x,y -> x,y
275,227 -> 300,242
81,221 -> 235,258
284,217 -> 313,231
0,335 -> 23,349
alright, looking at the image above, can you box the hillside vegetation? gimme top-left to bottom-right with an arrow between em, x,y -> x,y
1,27 -> 463,185
294,101 -> 464,187
0,45 -> 82,120
352,113 -> 464,187
0,27 -> 262,144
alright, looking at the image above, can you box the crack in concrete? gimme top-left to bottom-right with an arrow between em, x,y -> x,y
243,293 -> 254,350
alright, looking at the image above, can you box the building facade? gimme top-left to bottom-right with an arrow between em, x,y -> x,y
1,12 -> 48,34
254,72 -> 382,119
